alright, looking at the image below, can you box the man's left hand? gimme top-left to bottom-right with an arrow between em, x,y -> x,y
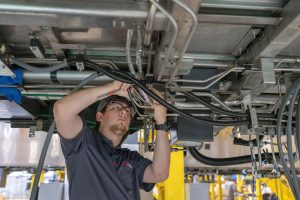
151,87 -> 167,124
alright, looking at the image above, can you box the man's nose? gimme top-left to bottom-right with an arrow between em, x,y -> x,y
119,109 -> 128,117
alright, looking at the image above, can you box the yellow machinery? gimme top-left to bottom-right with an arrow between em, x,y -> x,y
139,129 -> 185,200
30,170 -> 65,192
153,150 -> 185,200
30,171 -> 45,192
261,176 -> 295,200
140,129 -> 295,200
209,175 -> 294,200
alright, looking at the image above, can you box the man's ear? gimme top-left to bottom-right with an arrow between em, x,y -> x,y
96,112 -> 104,122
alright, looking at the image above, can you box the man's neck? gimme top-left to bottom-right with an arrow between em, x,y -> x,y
99,127 -> 123,147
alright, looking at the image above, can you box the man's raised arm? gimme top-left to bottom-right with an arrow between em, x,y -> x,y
53,81 -> 122,139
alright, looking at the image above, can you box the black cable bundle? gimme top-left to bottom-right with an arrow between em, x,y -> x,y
84,59 -> 249,126
276,78 -> 300,199
188,147 -> 279,166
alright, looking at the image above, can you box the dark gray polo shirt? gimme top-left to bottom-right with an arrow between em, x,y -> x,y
59,119 -> 154,200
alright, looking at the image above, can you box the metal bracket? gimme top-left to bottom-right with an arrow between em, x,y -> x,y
242,93 -> 258,134
76,54 -> 85,71
250,108 -> 258,134
0,60 -> 15,78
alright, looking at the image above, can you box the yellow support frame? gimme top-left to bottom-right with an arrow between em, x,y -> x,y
217,175 -> 223,200
237,175 -> 243,200
153,150 -> 185,200
210,175 -> 216,200
256,178 -> 262,200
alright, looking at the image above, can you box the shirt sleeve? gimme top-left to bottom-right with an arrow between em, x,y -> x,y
59,116 -> 93,160
131,151 -> 155,192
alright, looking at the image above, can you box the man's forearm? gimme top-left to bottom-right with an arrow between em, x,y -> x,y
55,82 -> 118,117
151,130 -> 170,180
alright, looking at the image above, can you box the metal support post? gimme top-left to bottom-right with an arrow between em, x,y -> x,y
237,175 -> 243,200
210,175 -> 216,200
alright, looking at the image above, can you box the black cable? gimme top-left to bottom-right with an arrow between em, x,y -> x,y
182,91 -> 248,117
296,96 -> 300,158
233,135 -> 264,147
276,78 -> 300,199
188,147 -> 279,166
84,59 -> 249,126
84,63 -> 131,83
285,87 -> 300,196
30,121 -> 56,200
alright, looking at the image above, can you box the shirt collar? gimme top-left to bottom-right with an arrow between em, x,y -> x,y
97,131 -> 122,150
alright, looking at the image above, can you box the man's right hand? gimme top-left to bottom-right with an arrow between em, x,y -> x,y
111,81 -> 131,99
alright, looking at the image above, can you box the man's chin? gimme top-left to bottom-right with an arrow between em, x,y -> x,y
110,124 -> 128,135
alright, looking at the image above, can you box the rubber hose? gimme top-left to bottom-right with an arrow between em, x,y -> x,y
11,58 -> 76,72
233,135 -> 264,147
276,78 -> 300,199
30,121 -> 56,200
188,147 -> 279,166
296,96 -> 300,158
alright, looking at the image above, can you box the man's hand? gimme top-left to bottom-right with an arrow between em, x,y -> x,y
111,81 -> 131,98
151,87 -> 167,124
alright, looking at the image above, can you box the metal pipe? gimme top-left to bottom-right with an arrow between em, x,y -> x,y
187,92 -> 242,112
172,0 -> 197,61
136,26 -> 143,75
200,2 -> 282,11
172,67 -> 236,90
126,29 -> 136,76
169,0 -> 198,83
256,97 -> 282,114
23,84 -> 95,89
131,96 -> 211,110
144,3 -> 157,45
274,68 -> 300,72
23,71 -> 112,84
149,0 -> 178,66
0,1 -> 149,18
166,113 -> 211,117
274,58 -> 300,68
16,58 -> 120,69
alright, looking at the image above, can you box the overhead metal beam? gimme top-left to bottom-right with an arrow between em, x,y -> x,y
0,0 -> 166,30
0,0 -> 284,30
240,0 -> 300,63
197,14 -> 282,25
0,0 -> 149,18
201,0 -> 285,11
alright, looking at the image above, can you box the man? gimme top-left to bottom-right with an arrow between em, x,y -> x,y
53,80 -> 170,200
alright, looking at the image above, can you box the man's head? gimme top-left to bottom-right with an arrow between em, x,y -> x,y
96,95 -> 134,136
